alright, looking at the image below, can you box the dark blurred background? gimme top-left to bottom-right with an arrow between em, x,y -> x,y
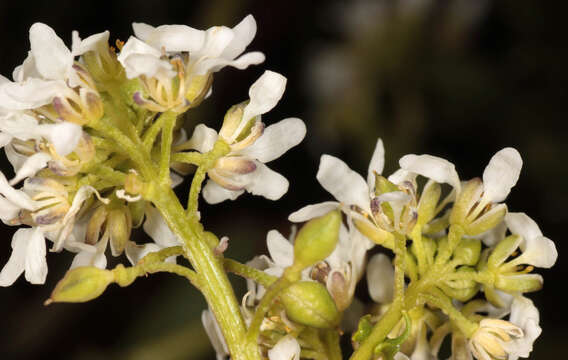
0,0 -> 566,358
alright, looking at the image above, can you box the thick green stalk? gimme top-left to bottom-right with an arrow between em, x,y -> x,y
150,186 -> 251,360
224,258 -> 277,287
158,111 -> 177,184
323,329 -> 343,360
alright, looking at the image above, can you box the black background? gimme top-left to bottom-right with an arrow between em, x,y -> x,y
0,0 -> 566,359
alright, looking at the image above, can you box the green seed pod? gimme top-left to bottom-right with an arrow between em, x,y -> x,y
453,238 -> 481,266
45,267 -> 114,305
280,281 -> 340,329
293,210 -> 341,270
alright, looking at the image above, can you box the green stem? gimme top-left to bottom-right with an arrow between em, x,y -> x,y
158,111 -> 177,184
172,151 -> 205,166
322,329 -> 343,360
421,288 -> 478,337
150,186 -> 250,360
245,276 -> 293,358
393,233 -> 407,307
435,224 -> 465,265
142,111 -> 166,151
224,258 -> 277,287
409,226 -> 427,276
186,140 -> 230,216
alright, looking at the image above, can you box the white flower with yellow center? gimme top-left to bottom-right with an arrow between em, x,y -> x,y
118,15 -> 265,112
183,70 -> 306,203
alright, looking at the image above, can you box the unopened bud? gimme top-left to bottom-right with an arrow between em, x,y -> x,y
45,266 -> 114,305
279,281 -> 340,329
125,172 -> 144,195
108,207 -> 132,256
441,267 -> 479,302
292,210 -> 341,271
453,238 -> 481,266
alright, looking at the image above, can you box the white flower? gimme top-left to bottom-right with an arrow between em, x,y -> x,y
288,138 -> 384,245
468,296 -> 540,360
0,227 -> 47,286
268,335 -> 301,360
202,308 -> 230,360
131,14 -> 264,77
184,71 -> 306,203
503,212 -> 557,269
0,23 -> 107,112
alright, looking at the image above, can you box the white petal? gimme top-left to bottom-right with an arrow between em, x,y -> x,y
0,78 -> 68,110
399,154 -> 461,191
266,230 -> 294,268
117,36 -> 174,79
71,30 -> 109,56
240,118 -> 306,163
241,71 -> 287,123
29,23 -> 72,80
482,148 -> 522,203
506,212 -> 557,268
268,335 -> 301,360
221,15 -> 257,60
387,168 -> 417,185
479,220 -> 507,247
0,132 -> 12,147
288,201 -> 340,222
245,162 -> 289,200
505,212 -> 542,242
133,23 -> 206,53
394,354 -> 410,360
0,195 -> 22,221
193,26 -> 234,60
202,179 -> 244,204
125,241 -> 160,266
205,51 -> 265,74
0,229 -> 30,286
70,246 -> 107,269
367,253 -> 394,304
21,227 -> 47,284
367,138 -> 385,188
143,205 -> 182,247
506,296 -> 541,360
9,152 -> 51,185
201,309 -> 229,359
317,155 -> 370,211
187,124 -> 218,153
0,172 -> 36,210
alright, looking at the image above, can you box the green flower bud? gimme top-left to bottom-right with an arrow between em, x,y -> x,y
453,238 -> 481,266
293,210 -> 341,270
108,207 -> 132,257
279,281 -> 340,329
417,181 -> 441,226
45,267 -> 114,305
488,235 -> 521,269
440,267 -> 479,302
495,274 -> 543,293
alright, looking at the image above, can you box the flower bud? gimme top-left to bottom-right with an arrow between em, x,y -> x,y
279,281 -> 340,329
453,238 -> 481,266
441,267 -> 479,302
292,210 -> 341,270
108,207 -> 132,256
45,266 -> 114,304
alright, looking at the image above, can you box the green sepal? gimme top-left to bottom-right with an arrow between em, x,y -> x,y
417,180 -> 441,226
352,314 -> 374,343
488,235 -> 521,269
374,174 -> 399,196
495,274 -> 543,293
374,311 -> 411,359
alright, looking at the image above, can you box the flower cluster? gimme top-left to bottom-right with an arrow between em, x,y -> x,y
201,139 -> 556,359
0,16 -> 556,360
